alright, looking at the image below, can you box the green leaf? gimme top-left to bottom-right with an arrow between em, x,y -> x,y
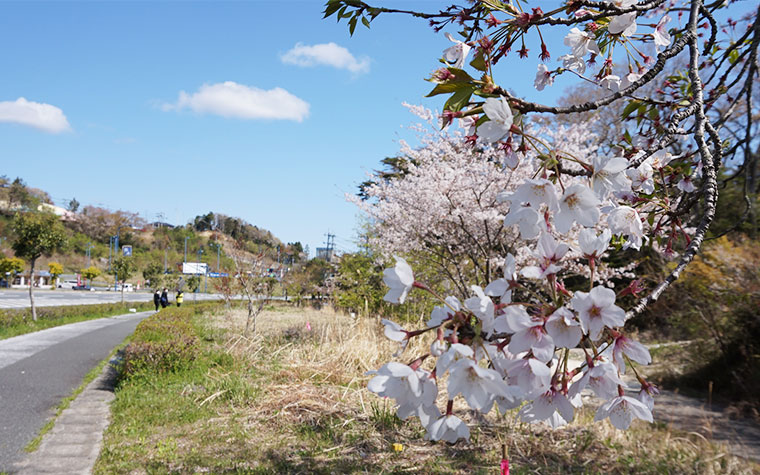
622,100 -> 641,120
444,87 -> 474,113
348,16 -> 357,36
728,48 -> 739,65
323,1 -> 343,18
648,106 -> 659,120
361,16 -> 371,28
470,50 -> 487,72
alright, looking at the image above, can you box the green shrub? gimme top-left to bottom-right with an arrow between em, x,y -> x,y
119,302 -> 221,379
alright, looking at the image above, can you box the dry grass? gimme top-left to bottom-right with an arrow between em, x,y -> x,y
97,304 -> 760,474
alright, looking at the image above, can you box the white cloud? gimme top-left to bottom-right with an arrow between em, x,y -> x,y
281,42 -> 370,75
0,97 -> 71,133
163,81 -> 309,122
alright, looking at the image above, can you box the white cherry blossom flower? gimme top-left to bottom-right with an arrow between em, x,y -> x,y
592,155 -> 630,198
442,32 -> 471,69
607,205 -> 645,250
653,15 -> 672,52
558,53 -> 586,74
564,27 -> 601,58
503,206 -> 542,240
595,395 -> 653,429
426,413 -> 470,442
430,339 -> 447,357
608,12 -> 638,36
599,74 -> 621,91
503,178 -> 560,212
428,296 -> 461,328
534,64 -> 554,91
449,358 -> 515,411
637,384 -> 659,411
555,183 -> 601,233
626,162 -> 655,194
381,318 -> 410,355
502,357 -> 552,399
465,285 -> 508,336
607,0 -> 637,7
620,71 -> 642,89
396,368 -> 438,420
459,115 -> 478,135
485,253 -> 519,303
519,389 -> 575,428
648,149 -> 673,169
477,96 -> 513,143
677,176 -> 696,192
606,334 -> 651,373
521,233 -> 569,280
436,343 -> 474,375
545,307 -> 582,348
367,362 -> 424,409
571,286 -> 626,340
569,360 -> 624,400
383,256 -> 414,303
578,228 -> 612,260
508,314 -> 555,363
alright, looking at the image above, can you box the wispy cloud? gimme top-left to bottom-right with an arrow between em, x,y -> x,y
281,42 -> 370,75
162,81 -> 309,122
0,97 -> 71,133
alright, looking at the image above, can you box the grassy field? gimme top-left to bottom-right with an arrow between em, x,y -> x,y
95,304 -> 758,474
0,301 -> 155,340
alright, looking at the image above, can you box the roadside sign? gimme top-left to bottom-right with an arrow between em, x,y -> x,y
208,272 -> 229,278
122,245 -> 132,256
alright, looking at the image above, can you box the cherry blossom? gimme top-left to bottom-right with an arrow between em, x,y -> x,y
485,253 -> 519,303
507,312 -> 555,363
367,362 -> 425,410
519,389 -> 575,428
607,206 -> 645,250
478,96 -> 514,143
382,256 -> 414,303
571,286 -> 626,340
426,413 -> 470,443
606,333 -> 652,373
595,395 -> 653,429
564,27 -> 600,58
626,162 -> 655,194
427,296 -> 461,328
592,155 -> 631,198
534,64 -> 554,91
578,228 -> 612,260
555,183 -> 601,233
503,206 -> 542,239
569,360 -> 625,400
653,15 -> 672,52
448,358 -> 514,411
502,357 -> 552,399
599,74 -> 622,91
558,53 -> 587,74
608,12 -> 638,36
442,32 -> 471,69
502,178 -> 560,212
545,307 -> 583,349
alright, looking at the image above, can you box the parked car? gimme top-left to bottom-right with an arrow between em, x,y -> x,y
72,285 -> 94,291
58,280 -> 79,289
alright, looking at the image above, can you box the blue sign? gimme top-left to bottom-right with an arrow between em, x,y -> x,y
122,245 -> 132,256
208,272 -> 229,278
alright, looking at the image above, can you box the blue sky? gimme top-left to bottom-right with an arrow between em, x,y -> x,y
0,1 -> 579,256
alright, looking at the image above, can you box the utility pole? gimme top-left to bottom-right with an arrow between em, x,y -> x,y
85,242 -> 92,268
113,229 -> 120,291
197,247 -> 203,293
184,236 -> 189,264
216,243 -> 221,272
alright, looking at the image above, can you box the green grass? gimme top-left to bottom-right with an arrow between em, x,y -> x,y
95,306 -> 760,474
0,301 -> 155,340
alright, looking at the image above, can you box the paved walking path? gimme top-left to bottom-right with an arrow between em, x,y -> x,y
13,357 -> 119,474
0,311 -> 152,472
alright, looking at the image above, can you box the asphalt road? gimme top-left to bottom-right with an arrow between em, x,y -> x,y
0,289 -> 222,309
0,311 -> 153,471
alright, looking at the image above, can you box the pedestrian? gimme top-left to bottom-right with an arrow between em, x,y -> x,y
176,290 -> 183,307
160,288 -> 169,308
153,289 -> 161,311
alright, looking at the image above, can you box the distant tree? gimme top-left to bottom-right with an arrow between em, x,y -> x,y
142,262 -> 164,289
48,262 -> 64,285
81,266 -> 100,287
12,212 -> 66,320
0,257 -> 25,285
112,256 -> 136,303
67,198 -> 80,213
8,178 -> 32,209
186,275 -> 201,293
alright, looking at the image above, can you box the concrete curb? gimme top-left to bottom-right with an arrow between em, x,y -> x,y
13,358 -> 118,474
